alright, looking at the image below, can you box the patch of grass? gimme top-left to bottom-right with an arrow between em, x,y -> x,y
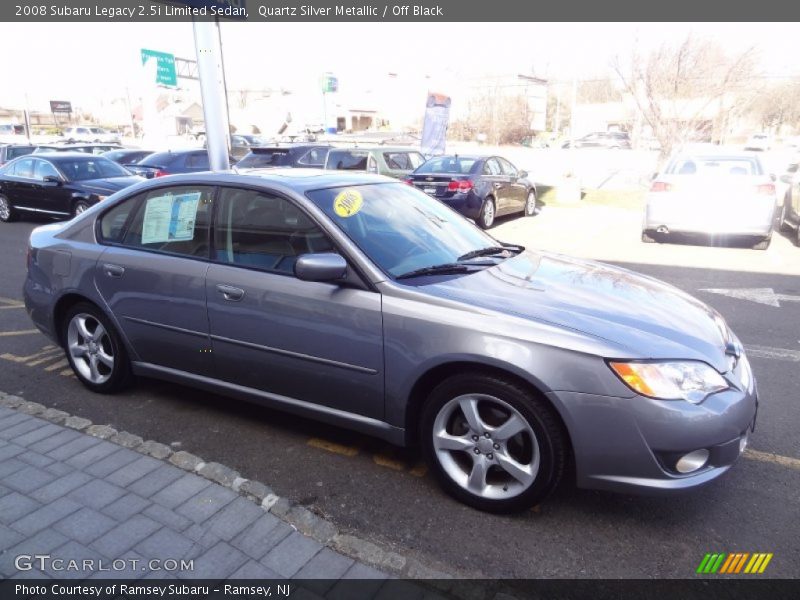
581,188 -> 646,211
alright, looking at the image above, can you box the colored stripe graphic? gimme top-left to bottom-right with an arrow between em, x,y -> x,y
700,553 -> 773,574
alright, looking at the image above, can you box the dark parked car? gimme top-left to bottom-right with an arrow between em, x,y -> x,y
128,149 -> 233,179
34,143 -> 124,156
0,153 -> 143,222
236,144 -> 330,169
0,144 -> 36,166
325,147 -> 426,179
562,131 -> 631,149
230,134 -> 268,160
23,170 -> 757,512
102,149 -> 154,167
406,155 -> 537,228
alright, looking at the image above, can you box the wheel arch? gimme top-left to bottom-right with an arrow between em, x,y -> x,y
403,361 -> 574,465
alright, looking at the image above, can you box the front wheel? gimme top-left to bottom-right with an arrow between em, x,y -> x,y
524,190 -> 538,216
477,197 -> 496,229
421,374 -> 567,513
0,195 -> 17,223
63,303 -> 132,393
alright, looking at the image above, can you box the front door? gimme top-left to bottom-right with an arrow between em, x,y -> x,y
205,186 -> 384,419
94,184 -> 215,375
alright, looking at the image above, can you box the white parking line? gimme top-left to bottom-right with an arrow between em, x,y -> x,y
745,345 -> 800,362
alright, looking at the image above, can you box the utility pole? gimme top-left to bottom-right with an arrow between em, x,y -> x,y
192,18 -> 230,171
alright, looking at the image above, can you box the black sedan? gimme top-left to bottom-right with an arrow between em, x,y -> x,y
236,144 -> 330,169
102,149 -> 154,167
128,149 -> 235,179
0,153 -> 144,222
406,155 -> 537,228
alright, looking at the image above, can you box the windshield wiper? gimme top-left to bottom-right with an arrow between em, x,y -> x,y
457,245 -> 522,262
396,263 -> 483,280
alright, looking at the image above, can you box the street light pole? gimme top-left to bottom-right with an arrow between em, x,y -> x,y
192,18 -> 230,172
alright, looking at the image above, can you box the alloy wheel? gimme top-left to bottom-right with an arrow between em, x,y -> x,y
0,197 -> 10,221
74,201 -> 90,216
432,393 -> 540,500
482,200 -> 495,228
67,313 -> 115,385
525,192 -> 537,216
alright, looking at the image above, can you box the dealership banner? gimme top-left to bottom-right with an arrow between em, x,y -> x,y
420,93 -> 450,157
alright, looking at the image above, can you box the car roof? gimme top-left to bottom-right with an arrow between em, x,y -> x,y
139,169 -> 397,193
35,152 -> 112,160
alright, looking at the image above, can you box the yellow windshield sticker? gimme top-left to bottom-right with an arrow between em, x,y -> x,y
333,189 -> 363,217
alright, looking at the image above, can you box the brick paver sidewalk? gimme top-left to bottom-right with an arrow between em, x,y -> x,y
0,405 -> 388,586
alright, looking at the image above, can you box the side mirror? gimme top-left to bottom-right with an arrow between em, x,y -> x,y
294,253 -> 347,282
43,175 -> 62,186
518,170 -> 528,179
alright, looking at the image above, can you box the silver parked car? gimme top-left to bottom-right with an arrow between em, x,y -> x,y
643,152 -> 777,249
24,170 -> 757,513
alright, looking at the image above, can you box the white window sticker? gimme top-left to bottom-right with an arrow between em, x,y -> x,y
141,192 -> 202,244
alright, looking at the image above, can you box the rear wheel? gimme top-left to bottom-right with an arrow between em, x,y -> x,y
477,197 -> 496,229
524,190 -> 538,216
0,195 -> 17,223
62,303 -> 132,393
421,374 -> 566,513
73,199 -> 91,217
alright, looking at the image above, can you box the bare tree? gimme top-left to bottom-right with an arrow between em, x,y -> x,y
612,35 -> 761,157
748,80 -> 800,133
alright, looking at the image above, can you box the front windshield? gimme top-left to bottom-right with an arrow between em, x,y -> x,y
306,182 -> 500,278
56,157 -> 131,181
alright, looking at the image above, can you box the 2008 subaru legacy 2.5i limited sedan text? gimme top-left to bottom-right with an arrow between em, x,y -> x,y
23,169 -> 758,513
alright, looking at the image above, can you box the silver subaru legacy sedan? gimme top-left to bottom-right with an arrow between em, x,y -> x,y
24,169 -> 757,513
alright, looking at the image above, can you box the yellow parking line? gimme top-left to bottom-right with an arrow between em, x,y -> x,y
0,346 -> 60,364
60,368 -> 76,379
743,448 -> 800,470
0,305 -> 24,310
0,296 -> 23,306
307,438 -> 359,457
0,329 -> 39,337
372,453 -> 407,471
44,359 -> 70,372
408,463 -> 428,478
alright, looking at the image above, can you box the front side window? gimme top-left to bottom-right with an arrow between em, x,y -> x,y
213,187 -> 334,274
498,158 -> 517,177
33,160 -> 59,181
483,158 -> 502,176
306,183 -> 497,278
326,150 -> 368,171
56,157 -> 129,181
297,147 -> 329,167
119,186 -> 214,258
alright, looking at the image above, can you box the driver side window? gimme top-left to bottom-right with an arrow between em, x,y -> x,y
212,187 -> 334,275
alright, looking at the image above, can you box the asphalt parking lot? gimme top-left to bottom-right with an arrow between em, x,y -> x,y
1,208 -> 798,579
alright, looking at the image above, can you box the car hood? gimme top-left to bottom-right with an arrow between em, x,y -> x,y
422,250 -> 733,372
73,175 -> 144,194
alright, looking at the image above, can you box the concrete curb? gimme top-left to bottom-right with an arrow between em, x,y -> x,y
0,390 -> 465,582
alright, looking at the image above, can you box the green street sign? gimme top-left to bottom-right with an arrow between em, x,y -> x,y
141,49 -> 178,87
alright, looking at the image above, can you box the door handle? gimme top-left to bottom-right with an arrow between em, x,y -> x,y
103,263 -> 125,278
216,284 -> 245,302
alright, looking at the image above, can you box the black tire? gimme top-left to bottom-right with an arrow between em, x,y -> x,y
641,230 -> 656,243
62,302 -> 133,393
795,225 -> 800,248
753,236 -> 771,251
524,190 -> 538,217
421,373 -> 567,513
0,194 -> 18,223
477,197 -> 496,229
72,199 -> 91,217
779,199 -> 791,232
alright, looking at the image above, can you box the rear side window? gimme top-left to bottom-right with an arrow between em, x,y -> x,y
99,199 -> 139,243
11,158 -> 34,178
7,146 -> 35,160
296,147 -> 329,167
119,186 -> 214,258
383,152 -> 425,171
237,150 -> 292,168
327,150 -> 368,171
186,153 -> 209,169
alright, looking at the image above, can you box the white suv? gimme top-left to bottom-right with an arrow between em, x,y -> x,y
64,126 -> 120,144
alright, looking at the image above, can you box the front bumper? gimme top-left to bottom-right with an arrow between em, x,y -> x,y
548,374 -> 758,495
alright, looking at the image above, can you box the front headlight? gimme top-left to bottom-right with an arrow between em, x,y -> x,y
609,360 -> 729,404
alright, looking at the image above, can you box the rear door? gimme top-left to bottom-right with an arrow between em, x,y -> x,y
94,184 -> 215,375
483,157 -> 510,212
